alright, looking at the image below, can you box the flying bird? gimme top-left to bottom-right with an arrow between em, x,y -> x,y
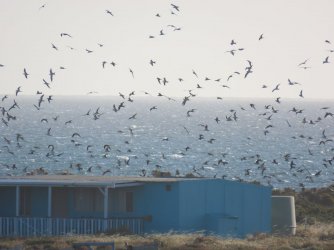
106,10 -> 113,16
149,59 -> 156,66
43,79 -> 51,88
272,84 -> 280,92
1,95 -> 8,101
39,4 -> 46,10
72,132 -> 81,138
128,113 -> 137,120
129,68 -> 134,78
60,33 -> 72,38
298,59 -> 309,67
23,68 -> 29,79
15,86 -> 22,96
51,43 -> 58,50
288,79 -> 299,85
49,68 -> 55,82
299,90 -> 304,98
171,3 -> 180,12
323,56 -> 330,64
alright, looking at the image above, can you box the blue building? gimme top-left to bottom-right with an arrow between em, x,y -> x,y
0,176 -> 271,237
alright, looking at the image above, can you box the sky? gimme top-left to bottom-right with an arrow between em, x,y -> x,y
0,0 -> 334,99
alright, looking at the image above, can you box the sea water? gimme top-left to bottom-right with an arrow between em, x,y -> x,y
0,96 -> 333,189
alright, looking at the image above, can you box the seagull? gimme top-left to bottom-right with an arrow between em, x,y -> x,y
38,94 -> 44,107
49,68 -> 55,82
1,118 -> 8,126
47,95 -> 53,103
23,68 -> 29,79
60,33 -> 72,38
106,10 -> 113,16
225,49 -> 236,56
323,56 -> 330,64
51,43 -> 58,50
258,33 -> 264,40
129,68 -> 134,78
129,113 -> 137,119
299,90 -> 304,98
171,3 -> 180,11
272,84 -> 280,92
43,79 -> 51,88
187,109 -> 196,117
15,86 -> 22,96
182,96 -> 190,106
288,79 -> 299,85
39,4 -> 46,10
298,59 -> 309,67
149,59 -> 156,66
72,132 -> 81,138
2,95 -> 8,101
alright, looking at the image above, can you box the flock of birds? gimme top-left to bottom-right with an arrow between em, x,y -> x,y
1,3 -> 334,189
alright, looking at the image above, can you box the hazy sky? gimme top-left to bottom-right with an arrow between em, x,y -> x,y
0,0 -> 334,99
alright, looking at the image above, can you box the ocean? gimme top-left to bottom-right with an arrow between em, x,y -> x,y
1,95 -> 333,189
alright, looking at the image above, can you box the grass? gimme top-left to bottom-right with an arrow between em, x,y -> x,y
1,185 -> 334,250
1,225 -> 334,250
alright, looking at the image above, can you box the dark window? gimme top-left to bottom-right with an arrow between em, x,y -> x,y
20,187 -> 31,216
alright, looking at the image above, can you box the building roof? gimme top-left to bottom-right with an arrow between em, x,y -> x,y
0,175 -> 202,188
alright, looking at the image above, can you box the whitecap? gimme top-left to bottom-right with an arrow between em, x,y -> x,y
168,154 -> 184,159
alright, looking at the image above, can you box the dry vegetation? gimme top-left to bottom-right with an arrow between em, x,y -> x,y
1,186 -> 334,250
1,225 -> 334,250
